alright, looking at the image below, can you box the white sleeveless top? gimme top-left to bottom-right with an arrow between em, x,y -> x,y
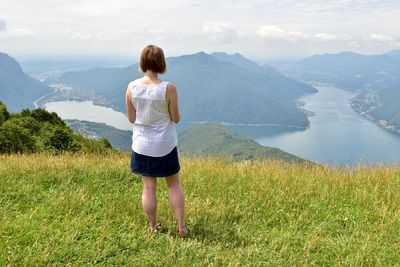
129,79 -> 178,157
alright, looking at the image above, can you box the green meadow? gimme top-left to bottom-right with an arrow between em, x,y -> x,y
1,153 -> 399,266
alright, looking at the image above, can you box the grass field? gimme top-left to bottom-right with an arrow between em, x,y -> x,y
1,153 -> 400,266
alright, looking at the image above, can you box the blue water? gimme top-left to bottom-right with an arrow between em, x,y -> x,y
44,85 -> 400,165
228,85 -> 400,165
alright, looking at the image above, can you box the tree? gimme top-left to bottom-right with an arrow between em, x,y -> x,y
0,120 -> 36,153
0,101 -> 11,126
46,127 -> 81,152
30,108 -> 66,126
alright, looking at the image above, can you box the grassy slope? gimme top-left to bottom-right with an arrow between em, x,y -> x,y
1,153 -> 400,265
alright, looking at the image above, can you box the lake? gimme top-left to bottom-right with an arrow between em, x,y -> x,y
228,85 -> 400,164
44,85 -> 400,165
44,101 -> 133,131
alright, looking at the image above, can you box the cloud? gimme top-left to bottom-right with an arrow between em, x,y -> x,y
0,19 -> 6,32
369,33 -> 394,42
313,33 -> 353,42
256,25 -> 307,42
0,28 -> 33,39
313,33 -> 337,41
10,28 -> 33,37
202,23 -> 237,43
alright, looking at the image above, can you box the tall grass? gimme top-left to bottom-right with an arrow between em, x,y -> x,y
1,153 -> 399,265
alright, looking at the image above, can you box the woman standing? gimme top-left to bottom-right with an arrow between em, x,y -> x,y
125,45 -> 187,236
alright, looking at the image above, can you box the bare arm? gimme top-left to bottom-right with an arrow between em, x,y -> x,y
166,83 -> 180,123
125,85 -> 136,123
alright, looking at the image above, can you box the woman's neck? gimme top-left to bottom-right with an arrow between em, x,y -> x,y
144,71 -> 159,82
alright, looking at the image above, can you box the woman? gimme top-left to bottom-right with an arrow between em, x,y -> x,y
125,44 -> 187,236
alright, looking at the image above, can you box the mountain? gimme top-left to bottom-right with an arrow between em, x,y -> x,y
281,51 -> 400,91
210,52 -> 315,99
178,123 -> 308,163
66,119 -> 132,151
350,87 -> 400,134
57,52 -> 317,128
285,49 -> 400,135
0,53 -> 53,111
65,120 -> 309,162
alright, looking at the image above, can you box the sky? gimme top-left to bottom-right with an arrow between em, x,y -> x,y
1,0 -> 400,60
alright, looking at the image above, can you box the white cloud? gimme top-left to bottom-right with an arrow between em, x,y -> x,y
369,33 -> 394,42
314,33 -> 337,41
349,41 -> 361,48
0,19 -> 6,31
256,25 -> 307,42
1,0 -> 400,58
313,33 -> 353,42
202,23 -> 237,43
0,28 -> 33,39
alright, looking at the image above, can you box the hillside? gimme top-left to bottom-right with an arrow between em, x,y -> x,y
0,53 -> 53,111
350,87 -> 400,134
278,50 -> 400,135
66,119 -> 132,151
282,51 -> 400,91
64,121 -> 306,162
0,102 -> 114,154
1,153 -> 399,265
179,124 -> 306,163
57,52 -> 316,127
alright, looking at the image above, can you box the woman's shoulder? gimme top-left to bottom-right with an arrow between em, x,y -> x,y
165,82 -> 176,91
129,78 -> 143,86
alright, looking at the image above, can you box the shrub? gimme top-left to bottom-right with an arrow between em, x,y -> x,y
0,101 -> 11,126
0,120 -> 36,153
30,108 -> 66,126
46,127 -> 81,152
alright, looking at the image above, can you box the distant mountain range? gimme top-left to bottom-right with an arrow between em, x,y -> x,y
57,52 -> 317,128
0,53 -> 53,111
279,49 -> 400,92
274,49 -> 400,135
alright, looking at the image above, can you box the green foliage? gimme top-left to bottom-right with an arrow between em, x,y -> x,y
0,103 -> 114,154
46,128 -> 80,152
66,119 -> 132,151
30,108 -> 66,126
1,153 -> 399,265
0,120 -> 36,153
0,101 -> 11,126
179,123 -> 308,163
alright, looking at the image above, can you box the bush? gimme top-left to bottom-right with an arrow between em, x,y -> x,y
0,103 -> 113,155
0,120 -> 36,153
30,108 -> 66,126
0,101 -> 11,126
46,128 -> 81,152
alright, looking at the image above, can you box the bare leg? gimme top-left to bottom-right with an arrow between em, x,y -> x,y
165,172 -> 187,235
141,176 -> 158,229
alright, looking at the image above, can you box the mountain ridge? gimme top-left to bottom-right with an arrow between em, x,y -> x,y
56,51 -> 317,128
0,52 -> 53,111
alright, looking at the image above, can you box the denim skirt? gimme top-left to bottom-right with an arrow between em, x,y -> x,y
130,146 -> 180,177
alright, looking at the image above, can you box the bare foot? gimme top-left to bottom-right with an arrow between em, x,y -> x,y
150,222 -> 162,233
177,226 -> 188,237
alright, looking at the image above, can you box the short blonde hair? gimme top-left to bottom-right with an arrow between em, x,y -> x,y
139,45 -> 166,74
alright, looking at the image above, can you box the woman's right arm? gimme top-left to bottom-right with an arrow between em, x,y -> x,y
125,85 -> 136,123
166,83 -> 180,123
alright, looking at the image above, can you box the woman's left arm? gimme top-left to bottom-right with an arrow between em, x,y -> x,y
125,86 -> 136,123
